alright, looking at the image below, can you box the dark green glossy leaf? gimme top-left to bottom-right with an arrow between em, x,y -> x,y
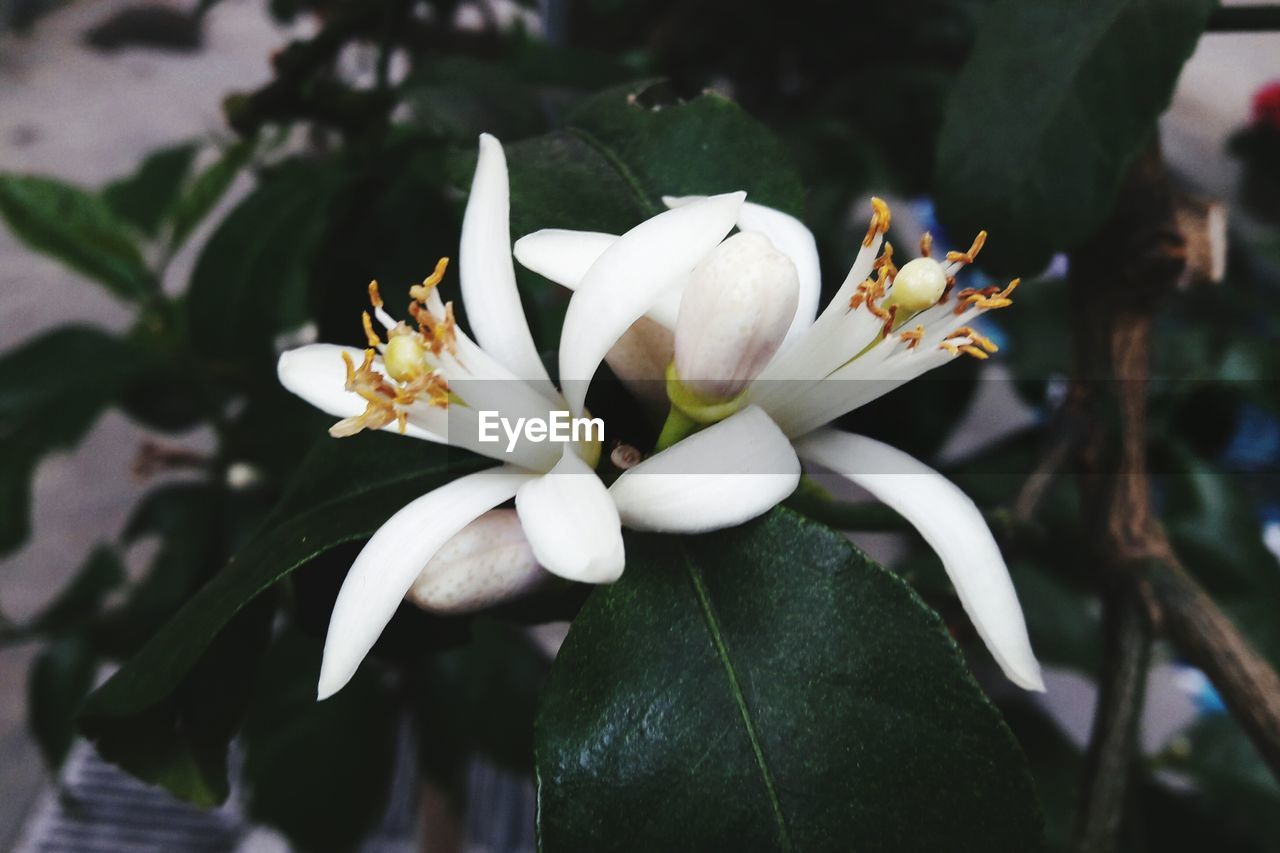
536,509 -> 1043,852
401,57 -> 547,143
188,160 -> 338,358
0,327 -> 150,555
29,635 -> 98,768
102,142 -> 199,236
934,0 -> 1215,272
240,629 -> 397,852
0,175 -> 153,300
81,432 -> 482,722
566,80 -> 806,217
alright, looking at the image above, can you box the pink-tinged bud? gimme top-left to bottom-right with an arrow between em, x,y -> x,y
405,510 -> 545,614
674,231 -> 799,401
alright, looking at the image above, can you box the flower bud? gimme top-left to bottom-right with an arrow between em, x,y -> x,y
405,510 -> 545,614
674,231 -> 799,401
886,257 -> 948,316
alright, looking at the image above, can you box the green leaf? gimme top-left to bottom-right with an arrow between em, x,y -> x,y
81,598 -> 274,806
240,629 -> 397,852
93,484 -> 227,658
102,143 -> 199,237
536,509 -> 1043,852
187,160 -> 337,358
566,80 -> 806,218
29,635 -> 98,768
0,327 -> 150,555
28,547 -> 125,637
0,175 -> 154,300
934,0 -> 1216,272
401,57 -> 547,143
168,140 -> 254,249
81,432 -> 482,724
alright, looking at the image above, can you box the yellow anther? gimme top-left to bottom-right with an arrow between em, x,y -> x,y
951,325 -> 998,353
961,345 -> 990,360
945,230 -> 987,266
920,232 -> 933,258
899,325 -> 925,350
425,256 -> 450,287
863,197 -> 891,247
953,277 -> 1020,314
368,280 -> 384,309
341,350 -> 357,386
361,311 -> 382,348
873,242 -> 898,281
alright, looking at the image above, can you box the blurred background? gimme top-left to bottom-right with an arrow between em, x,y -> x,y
1,0 -> 1278,851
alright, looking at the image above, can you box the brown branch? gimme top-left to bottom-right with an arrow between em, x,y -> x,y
1067,143 -> 1280,851
1072,587 -> 1151,853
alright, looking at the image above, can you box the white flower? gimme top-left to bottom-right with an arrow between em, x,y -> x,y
514,197 -> 1045,691
278,135 -> 800,699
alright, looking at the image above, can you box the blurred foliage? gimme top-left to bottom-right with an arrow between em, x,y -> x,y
0,0 -> 1277,849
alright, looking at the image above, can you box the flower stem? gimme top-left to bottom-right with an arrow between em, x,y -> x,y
655,406 -> 700,451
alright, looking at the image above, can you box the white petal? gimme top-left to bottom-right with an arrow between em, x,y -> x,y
794,429 -> 1045,691
512,229 -> 617,287
459,134 -> 556,396
663,195 -> 820,345
277,344 -> 437,441
515,448 -> 625,583
514,228 -> 684,330
558,192 -> 745,415
406,509 -> 547,614
317,467 -> 535,699
609,405 -> 800,532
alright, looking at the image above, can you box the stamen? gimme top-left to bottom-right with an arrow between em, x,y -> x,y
899,325 -> 925,350
952,278 -> 1020,314
409,256 -> 451,302
368,280 -> 384,309
873,242 -> 898,281
951,325 -> 999,353
863,197 -> 891,247
945,230 -> 987,266
920,232 -> 933,258
361,312 -> 382,348
940,327 -> 998,360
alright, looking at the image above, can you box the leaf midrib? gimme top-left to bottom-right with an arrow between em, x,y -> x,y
683,549 -> 795,853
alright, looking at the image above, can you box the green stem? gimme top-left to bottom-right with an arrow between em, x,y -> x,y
655,406 -> 700,451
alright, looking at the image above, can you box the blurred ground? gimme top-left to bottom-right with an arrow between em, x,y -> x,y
0,0 -> 1276,847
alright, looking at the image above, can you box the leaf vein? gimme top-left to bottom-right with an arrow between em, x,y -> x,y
683,550 -> 795,853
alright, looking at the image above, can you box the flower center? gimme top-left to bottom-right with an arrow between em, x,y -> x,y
329,258 -> 455,438
886,257 -> 948,315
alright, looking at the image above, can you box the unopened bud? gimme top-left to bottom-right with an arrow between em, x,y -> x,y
886,257 -> 947,316
674,231 -> 799,401
405,510 -> 545,614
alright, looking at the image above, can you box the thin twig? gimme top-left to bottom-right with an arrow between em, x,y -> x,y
1072,587 -> 1151,853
